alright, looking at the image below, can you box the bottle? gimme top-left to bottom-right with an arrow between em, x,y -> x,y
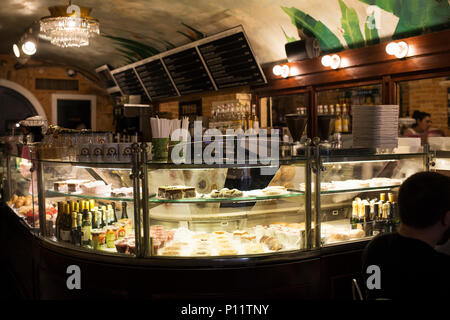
55,201 -> 63,240
77,213 -> 83,245
351,199 -> 360,229
71,212 -> 80,246
317,105 -> 323,115
329,104 -> 335,116
102,207 -> 108,227
334,104 -> 342,133
111,202 -> 118,223
60,203 -> 72,242
323,105 -> 329,115
121,201 -> 129,219
388,193 -> 399,227
81,210 -> 92,247
92,208 -> 99,229
251,104 -> 259,133
342,104 -> 350,133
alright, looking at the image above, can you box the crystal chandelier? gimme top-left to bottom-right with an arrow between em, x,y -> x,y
39,1 -> 100,48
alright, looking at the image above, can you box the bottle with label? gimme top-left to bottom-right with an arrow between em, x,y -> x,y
334,104 -> 342,133
323,105 -> 329,115
342,104 -> 350,133
92,208 -> 99,229
121,201 -> 129,219
329,104 -> 335,116
77,213 -> 83,245
82,210 -> 92,247
388,192 -> 399,230
71,212 -> 80,246
350,199 -> 360,229
60,203 -> 72,242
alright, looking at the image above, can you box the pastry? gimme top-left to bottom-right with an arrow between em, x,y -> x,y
80,181 -> 111,195
158,186 -> 196,199
280,166 -> 296,181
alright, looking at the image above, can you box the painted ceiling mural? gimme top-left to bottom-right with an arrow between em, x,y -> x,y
0,0 -> 448,73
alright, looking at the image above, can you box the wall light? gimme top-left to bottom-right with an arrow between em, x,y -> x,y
321,54 -> 341,69
13,44 -> 21,58
386,41 -> 408,59
272,64 -> 290,78
22,40 -> 37,55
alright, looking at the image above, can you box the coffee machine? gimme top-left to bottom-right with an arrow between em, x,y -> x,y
285,113 -> 308,156
317,114 -> 337,148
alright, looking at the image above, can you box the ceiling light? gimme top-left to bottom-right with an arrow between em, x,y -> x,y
13,44 -> 20,58
39,2 -> 100,48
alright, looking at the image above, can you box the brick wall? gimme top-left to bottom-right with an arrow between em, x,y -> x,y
402,77 -> 449,135
0,54 -> 114,131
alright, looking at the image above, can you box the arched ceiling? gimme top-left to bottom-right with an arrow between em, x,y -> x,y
1,0 -> 448,73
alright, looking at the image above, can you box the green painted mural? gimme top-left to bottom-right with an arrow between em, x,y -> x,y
281,0 -> 449,53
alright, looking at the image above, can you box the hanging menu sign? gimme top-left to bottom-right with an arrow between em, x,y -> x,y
112,69 -> 149,101
198,32 -> 266,89
134,60 -> 178,99
162,48 -> 215,95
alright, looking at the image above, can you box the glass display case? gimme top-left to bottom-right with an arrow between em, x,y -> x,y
145,158 -> 312,258
36,158 -> 137,256
4,145 -> 39,232
313,147 -> 428,247
2,142 -> 432,260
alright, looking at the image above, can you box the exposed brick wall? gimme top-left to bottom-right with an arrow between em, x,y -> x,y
0,54 -> 114,131
404,77 -> 449,135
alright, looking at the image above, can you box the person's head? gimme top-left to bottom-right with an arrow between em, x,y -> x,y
398,172 -> 450,245
412,110 -> 431,131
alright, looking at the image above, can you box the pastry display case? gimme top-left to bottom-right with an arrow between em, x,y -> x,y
4,146 -> 39,232
2,142 -> 431,261
313,147 -> 429,247
145,158 -> 313,258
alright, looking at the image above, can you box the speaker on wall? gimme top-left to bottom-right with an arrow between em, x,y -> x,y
285,38 -> 321,62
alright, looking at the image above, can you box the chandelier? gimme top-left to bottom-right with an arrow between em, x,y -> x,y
39,1 -> 100,48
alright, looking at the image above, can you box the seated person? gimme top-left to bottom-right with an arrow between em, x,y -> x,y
403,110 -> 444,144
361,172 -> 450,300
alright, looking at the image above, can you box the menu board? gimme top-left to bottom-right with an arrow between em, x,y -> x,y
113,69 -> 149,101
134,60 -> 178,99
198,32 -> 266,89
162,48 -> 215,95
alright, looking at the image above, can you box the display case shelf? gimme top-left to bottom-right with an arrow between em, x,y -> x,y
320,184 -> 401,195
148,191 -> 304,204
45,190 -> 142,202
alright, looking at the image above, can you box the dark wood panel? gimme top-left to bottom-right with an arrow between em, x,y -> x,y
262,29 -> 450,82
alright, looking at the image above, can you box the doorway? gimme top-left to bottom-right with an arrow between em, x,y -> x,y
51,94 -> 96,130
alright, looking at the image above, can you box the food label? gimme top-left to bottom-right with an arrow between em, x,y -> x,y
82,226 -> 91,241
60,229 -> 71,242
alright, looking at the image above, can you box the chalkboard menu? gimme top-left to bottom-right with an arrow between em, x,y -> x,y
198,32 -> 266,89
113,69 -> 149,101
162,48 -> 215,95
134,60 -> 178,99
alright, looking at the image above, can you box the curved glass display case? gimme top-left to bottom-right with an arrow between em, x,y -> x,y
2,142 -> 430,261
313,147 -> 428,247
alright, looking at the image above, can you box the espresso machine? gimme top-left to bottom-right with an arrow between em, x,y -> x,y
317,114 -> 337,148
285,113 -> 308,156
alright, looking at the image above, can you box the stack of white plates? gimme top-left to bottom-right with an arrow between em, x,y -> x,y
352,105 -> 399,148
